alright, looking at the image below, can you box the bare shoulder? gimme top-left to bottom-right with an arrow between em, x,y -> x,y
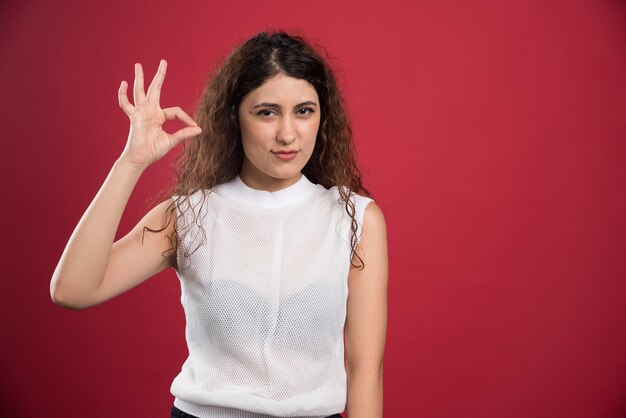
361,200 -> 387,249
145,197 -> 179,269
362,200 -> 386,230
350,200 -> 388,269
113,196 -> 179,271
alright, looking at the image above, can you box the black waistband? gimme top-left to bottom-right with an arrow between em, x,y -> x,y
171,405 -> 342,418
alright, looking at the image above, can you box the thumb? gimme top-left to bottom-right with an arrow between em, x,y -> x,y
171,126 -> 202,147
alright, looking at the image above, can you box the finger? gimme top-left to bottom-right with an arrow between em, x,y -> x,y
133,63 -> 146,105
147,59 -> 167,104
163,106 -> 199,127
170,126 -> 203,148
118,81 -> 134,114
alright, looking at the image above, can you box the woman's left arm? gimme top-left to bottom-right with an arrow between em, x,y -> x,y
345,201 -> 389,418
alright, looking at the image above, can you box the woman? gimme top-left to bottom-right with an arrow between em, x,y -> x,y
51,30 -> 388,418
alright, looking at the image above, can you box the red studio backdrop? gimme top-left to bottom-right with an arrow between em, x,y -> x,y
1,1 -> 625,417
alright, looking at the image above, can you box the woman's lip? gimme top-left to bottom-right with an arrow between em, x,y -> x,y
273,151 -> 298,160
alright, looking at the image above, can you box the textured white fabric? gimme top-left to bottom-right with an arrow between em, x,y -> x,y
170,173 -> 374,418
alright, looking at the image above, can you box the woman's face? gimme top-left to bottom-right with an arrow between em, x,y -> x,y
237,73 -> 321,191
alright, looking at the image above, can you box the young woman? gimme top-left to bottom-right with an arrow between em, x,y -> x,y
51,30 -> 388,418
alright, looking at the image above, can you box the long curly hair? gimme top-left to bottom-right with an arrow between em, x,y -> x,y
145,29 -> 372,271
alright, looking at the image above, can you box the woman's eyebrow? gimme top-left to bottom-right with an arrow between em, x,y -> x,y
253,101 -> 318,109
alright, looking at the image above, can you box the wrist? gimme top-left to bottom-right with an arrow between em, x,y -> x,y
114,157 -> 148,174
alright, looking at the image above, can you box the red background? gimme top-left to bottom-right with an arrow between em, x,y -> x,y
1,1 -> 625,417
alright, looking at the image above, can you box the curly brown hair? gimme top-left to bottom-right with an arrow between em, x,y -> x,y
144,28 -> 372,271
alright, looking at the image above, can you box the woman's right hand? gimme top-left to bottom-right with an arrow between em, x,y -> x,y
117,59 -> 202,170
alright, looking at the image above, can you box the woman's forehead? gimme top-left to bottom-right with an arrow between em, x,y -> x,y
245,74 -> 318,103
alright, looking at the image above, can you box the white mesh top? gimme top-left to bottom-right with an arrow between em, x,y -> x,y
170,173 -> 374,418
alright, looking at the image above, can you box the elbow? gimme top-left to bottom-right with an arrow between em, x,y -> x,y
50,278 -> 87,311
50,293 -> 81,310
50,288 -> 78,310
51,293 -> 87,311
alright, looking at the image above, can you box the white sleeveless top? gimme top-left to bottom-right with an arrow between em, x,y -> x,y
170,173 -> 374,418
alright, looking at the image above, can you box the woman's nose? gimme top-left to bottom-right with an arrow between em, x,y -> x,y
277,116 -> 296,143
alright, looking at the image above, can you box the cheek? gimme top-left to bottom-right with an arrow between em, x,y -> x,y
306,119 -> 320,143
241,123 -> 271,148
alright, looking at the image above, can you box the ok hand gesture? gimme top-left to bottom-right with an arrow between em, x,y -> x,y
118,59 -> 202,170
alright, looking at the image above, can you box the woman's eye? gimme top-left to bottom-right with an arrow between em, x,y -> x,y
256,108 -> 314,118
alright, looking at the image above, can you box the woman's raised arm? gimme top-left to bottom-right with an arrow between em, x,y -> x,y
50,59 -> 201,310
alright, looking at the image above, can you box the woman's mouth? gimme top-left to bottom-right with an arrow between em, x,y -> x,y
272,151 -> 298,161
